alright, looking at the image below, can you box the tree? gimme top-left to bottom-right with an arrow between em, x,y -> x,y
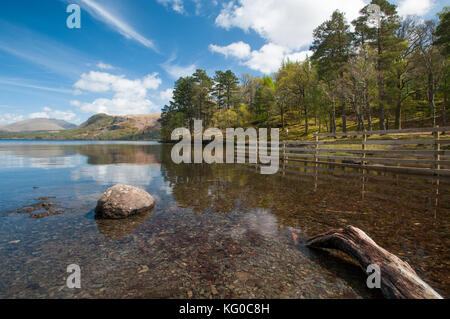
192,69 -> 215,126
388,17 -> 417,129
440,60 -> 449,126
344,46 -> 378,131
240,73 -> 261,113
276,60 -> 317,135
255,75 -> 276,121
311,10 -> 353,133
435,7 -> 450,126
435,7 -> 450,58
353,0 -> 403,130
213,70 -> 240,110
411,20 -> 446,128
160,76 -> 196,135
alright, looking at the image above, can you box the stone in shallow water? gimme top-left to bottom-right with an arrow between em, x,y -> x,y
95,184 -> 155,219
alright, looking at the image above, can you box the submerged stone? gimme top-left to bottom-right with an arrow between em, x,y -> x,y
95,184 -> 155,219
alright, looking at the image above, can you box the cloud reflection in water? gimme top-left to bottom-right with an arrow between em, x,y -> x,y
71,164 -> 160,187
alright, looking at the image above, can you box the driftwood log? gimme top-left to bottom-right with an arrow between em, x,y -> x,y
306,226 -> 443,299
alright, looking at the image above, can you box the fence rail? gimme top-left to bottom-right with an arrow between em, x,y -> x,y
313,126 -> 450,137
239,126 -> 450,177
281,126 -> 449,177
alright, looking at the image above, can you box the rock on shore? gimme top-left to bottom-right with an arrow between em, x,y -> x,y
95,184 -> 155,219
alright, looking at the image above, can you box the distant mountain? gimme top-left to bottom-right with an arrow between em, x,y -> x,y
0,113 -> 161,140
0,118 -> 77,132
65,113 -> 161,140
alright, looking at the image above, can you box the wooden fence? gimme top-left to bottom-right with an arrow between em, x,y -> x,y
235,126 -> 450,177
278,126 -> 450,177
234,127 -> 449,213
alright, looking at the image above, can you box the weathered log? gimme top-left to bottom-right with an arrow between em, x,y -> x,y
306,226 -> 443,299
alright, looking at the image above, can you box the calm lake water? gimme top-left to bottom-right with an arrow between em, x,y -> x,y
0,140 -> 448,298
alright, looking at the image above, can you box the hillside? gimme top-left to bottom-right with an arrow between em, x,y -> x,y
0,118 -> 77,132
0,113 -> 161,140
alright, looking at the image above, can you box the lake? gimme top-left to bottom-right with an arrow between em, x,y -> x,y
0,140 -> 448,298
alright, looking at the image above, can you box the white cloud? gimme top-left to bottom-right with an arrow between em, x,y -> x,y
0,78 -> 74,94
70,100 -> 81,107
72,71 -> 162,115
97,62 -> 114,70
159,88 -> 174,103
161,57 -> 197,79
212,0 -> 364,73
78,0 -> 156,50
215,0 -> 365,50
397,0 -> 433,17
75,97 -> 157,115
74,71 -> 161,92
209,41 -> 251,59
0,113 -> 25,124
285,50 -> 313,63
245,44 -> 288,74
210,41 -> 312,74
157,0 -> 205,15
157,0 -> 185,13
29,107 -> 77,122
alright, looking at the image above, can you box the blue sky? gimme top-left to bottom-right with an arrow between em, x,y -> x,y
0,0 -> 447,124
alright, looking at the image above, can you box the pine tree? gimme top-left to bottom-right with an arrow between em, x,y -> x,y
353,0 -> 402,130
212,70 -> 240,110
192,69 -> 214,126
311,10 -> 353,133
435,7 -> 450,58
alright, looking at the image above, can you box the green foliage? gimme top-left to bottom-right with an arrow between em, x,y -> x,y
158,0 -> 448,142
212,70 -> 240,109
311,10 -> 353,80
212,109 -> 239,129
434,7 -> 450,58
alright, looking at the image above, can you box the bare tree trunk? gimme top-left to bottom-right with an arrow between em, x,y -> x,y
357,109 -> 365,132
342,97 -> 347,134
351,96 -> 362,132
365,88 -> 372,132
331,99 -> 336,134
307,226 -> 443,299
395,93 -> 402,130
429,72 -> 437,128
378,74 -> 385,130
359,99 -> 366,132
304,106 -> 309,136
377,28 -> 385,131
443,89 -> 447,126
443,76 -> 447,127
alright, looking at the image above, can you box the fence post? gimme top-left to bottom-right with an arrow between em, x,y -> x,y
314,134 -> 319,191
434,126 -> 440,173
315,134 -> 319,166
361,133 -> 367,167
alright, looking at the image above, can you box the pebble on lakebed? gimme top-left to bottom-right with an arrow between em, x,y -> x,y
95,184 -> 155,219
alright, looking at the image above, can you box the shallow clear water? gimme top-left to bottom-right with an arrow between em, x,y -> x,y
0,140 -> 448,298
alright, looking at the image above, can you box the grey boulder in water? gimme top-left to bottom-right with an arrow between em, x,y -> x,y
95,184 -> 155,219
